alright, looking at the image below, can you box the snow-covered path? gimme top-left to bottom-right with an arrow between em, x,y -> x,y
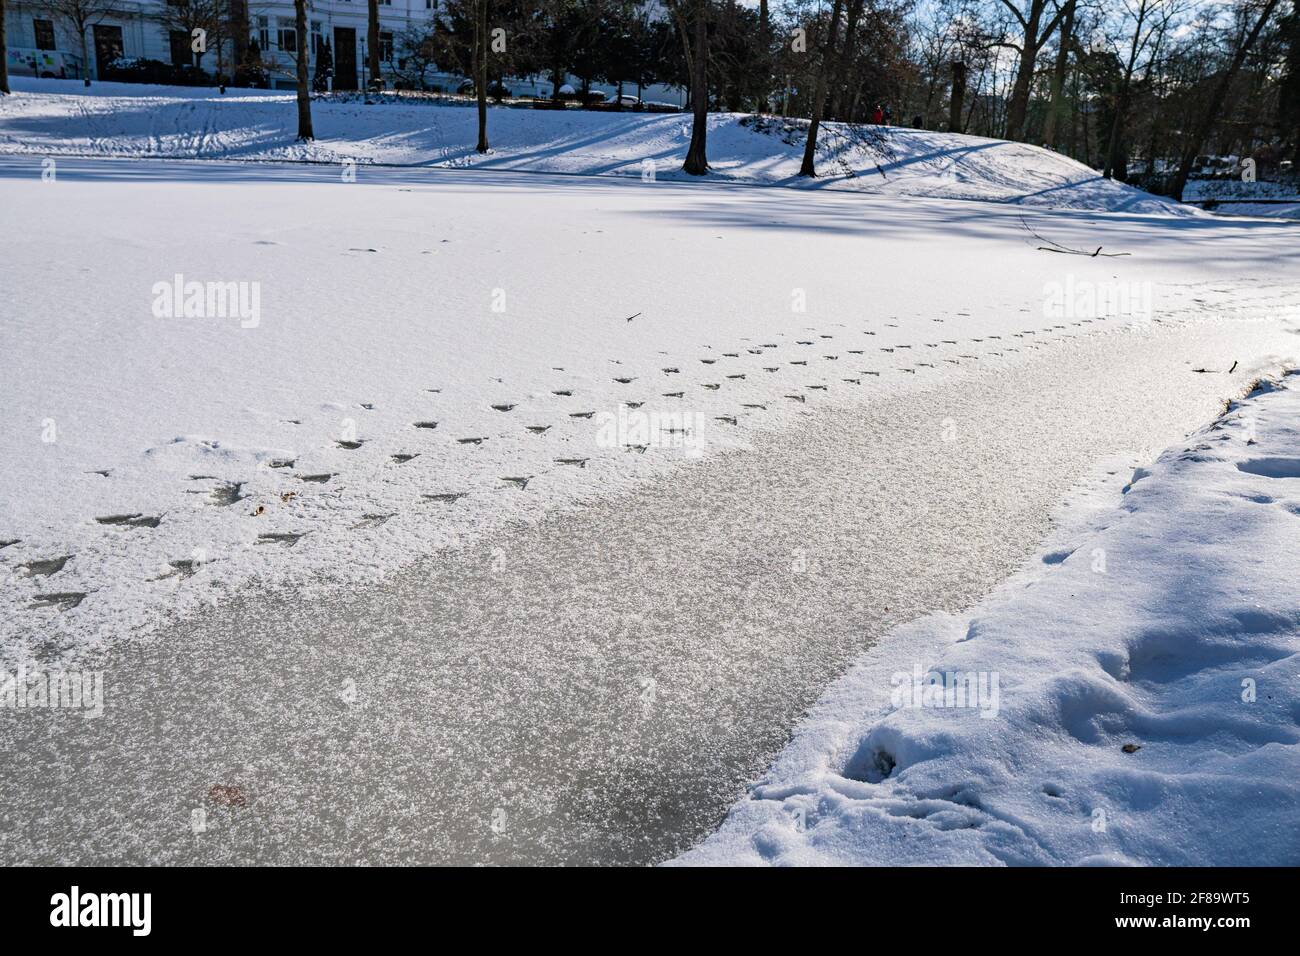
1,157 -> 1298,864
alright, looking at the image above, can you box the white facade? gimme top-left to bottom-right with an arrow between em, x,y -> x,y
4,0 -> 439,89
4,0 -> 685,102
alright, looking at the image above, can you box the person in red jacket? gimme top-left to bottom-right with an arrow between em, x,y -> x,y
871,104 -> 884,125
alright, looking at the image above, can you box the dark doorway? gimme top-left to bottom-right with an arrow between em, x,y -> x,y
333,27 -> 357,90
93,24 -> 123,80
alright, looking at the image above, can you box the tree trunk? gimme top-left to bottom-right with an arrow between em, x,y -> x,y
948,61 -> 967,133
682,0 -> 709,175
1003,4 -> 1045,141
1103,0 -> 1150,179
0,0 -> 9,95
294,0 -> 313,139
1003,0 -> 1070,141
80,22 -> 91,86
829,0 -> 863,120
1042,0 -> 1075,149
367,0 -> 381,89
475,0 -> 489,152
757,0 -> 770,113
799,0 -> 844,177
1171,0 -> 1281,200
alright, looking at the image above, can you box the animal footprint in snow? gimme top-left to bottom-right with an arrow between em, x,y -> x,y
297,473 -> 334,483
95,513 -> 161,529
663,367 -> 680,374
555,458 -> 589,468
168,558 -> 202,578
715,416 -> 737,426
702,384 -> 720,390
624,444 -> 648,454
784,394 -> 805,403
257,531 -> 308,547
742,403 -> 766,410
31,592 -> 87,611
0,538 -> 20,550
204,481 -> 247,505
391,453 -> 419,463
723,352 -> 739,358
423,492 -> 467,504
700,359 -> 716,365
336,440 -> 364,450
491,404 -> 516,412
663,391 -> 684,398
790,360 -> 807,366
569,411 -> 594,419
268,458 -> 296,469
613,377 -> 635,384
808,384 -> 828,391
500,476 -> 532,490
21,555 -> 72,577
525,425 -> 551,434
458,437 -> 487,445
764,367 -> 780,373
413,421 -> 439,430
351,513 -> 394,530
726,374 -> 746,380
553,390 -> 573,397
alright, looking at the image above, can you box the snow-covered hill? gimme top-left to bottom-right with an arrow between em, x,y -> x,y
0,76 -> 1187,214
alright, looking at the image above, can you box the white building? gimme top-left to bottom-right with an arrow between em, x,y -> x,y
4,0 -> 685,103
4,0 -> 440,90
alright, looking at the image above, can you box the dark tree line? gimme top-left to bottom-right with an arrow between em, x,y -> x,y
267,0 -> 1299,192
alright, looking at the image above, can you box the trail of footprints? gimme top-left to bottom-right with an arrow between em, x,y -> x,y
5,311 -> 1112,614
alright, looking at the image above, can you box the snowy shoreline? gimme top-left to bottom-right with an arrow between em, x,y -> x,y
0,76 -> 1192,213
675,373 -> 1300,867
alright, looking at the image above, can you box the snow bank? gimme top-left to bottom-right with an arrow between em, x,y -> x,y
0,76 -> 1185,214
674,373 -> 1300,866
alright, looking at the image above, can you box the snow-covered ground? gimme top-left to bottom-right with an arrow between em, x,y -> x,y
0,76 -> 1186,213
2,87 -> 1300,865
2,150 -> 1296,668
676,373 -> 1300,866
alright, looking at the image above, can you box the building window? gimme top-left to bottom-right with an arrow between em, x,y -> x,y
277,19 -> 297,53
169,30 -> 192,66
311,20 -> 323,57
256,17 -> 269,53
379,30 -> 393,62
34,18 -> 57,50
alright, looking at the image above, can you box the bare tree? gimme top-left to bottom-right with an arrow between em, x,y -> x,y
1170,0 -> 1283,198
293,0 -> 313,139
1000,0 -> 1073,140
682,0 -> 709,174
155,0 -> 230,76
46,0 -> 122,86
1103,0 -> 1180,178
1041,0 -> 1076,148
799,0 -> 845,177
